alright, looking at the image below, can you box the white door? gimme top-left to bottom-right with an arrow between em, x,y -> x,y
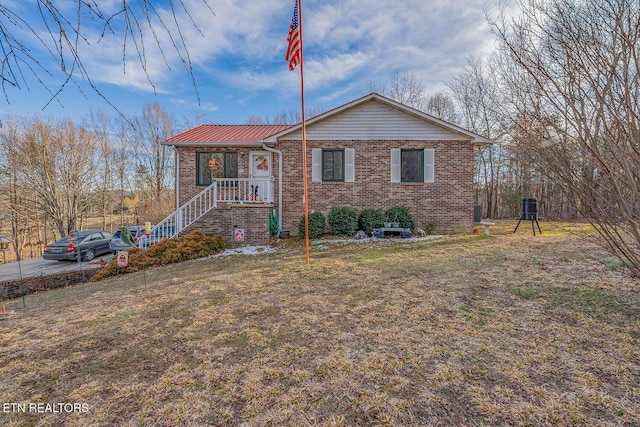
249,152 -> 272,202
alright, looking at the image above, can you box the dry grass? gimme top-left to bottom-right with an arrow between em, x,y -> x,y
1,221 -> 639,426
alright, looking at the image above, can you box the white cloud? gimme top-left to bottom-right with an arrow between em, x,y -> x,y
7,0 -> 516,120
76,0 -> 294,91
304,51 -> 373,88
82,0 -> 502,93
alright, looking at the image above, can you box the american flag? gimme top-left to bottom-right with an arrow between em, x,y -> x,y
286,1 -> 301,71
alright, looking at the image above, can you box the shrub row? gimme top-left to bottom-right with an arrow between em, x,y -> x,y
298,206 -> 419,238
92,231 -> 226,281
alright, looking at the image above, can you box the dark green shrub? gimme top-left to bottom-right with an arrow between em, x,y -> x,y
358,208 -> 386,235
328,206 -> 359,236
298,211 -> 326,239
385,206 -> 416,231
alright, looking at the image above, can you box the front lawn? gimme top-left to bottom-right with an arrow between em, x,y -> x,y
1,222 -> 638,426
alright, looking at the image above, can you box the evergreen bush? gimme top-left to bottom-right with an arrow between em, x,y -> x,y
298,211 -> 326,239
385,206 -> 416,231
328,206 -> 359,236
358,208 -> 385,235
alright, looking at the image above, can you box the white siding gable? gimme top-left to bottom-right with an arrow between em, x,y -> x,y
284,100 -> 468,141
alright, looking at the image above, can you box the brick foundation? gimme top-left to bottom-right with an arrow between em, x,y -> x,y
180,202 -> 273,247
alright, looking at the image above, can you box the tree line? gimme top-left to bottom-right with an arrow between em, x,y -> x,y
0,103 -> 179,262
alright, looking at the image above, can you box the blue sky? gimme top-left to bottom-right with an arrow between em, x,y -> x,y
0,0 -> 515,126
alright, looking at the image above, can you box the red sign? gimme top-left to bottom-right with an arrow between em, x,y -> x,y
117,251 -> 129,268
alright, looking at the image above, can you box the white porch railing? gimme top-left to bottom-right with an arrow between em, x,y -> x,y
215,178 -> 274,204
138,178 -> 274,248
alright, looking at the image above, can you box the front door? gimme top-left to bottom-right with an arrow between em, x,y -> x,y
249,152 -> 272,202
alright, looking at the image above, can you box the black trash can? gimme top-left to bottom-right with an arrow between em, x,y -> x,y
474,205 -> 482,223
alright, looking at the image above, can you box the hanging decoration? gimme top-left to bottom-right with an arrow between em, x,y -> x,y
124,194 -> 140,207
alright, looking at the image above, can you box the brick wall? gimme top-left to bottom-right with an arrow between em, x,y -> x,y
275,139 -> 475,235
179,202 -> 272,247
174,140 -> 475,240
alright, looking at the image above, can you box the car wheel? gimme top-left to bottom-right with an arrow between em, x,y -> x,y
83,249 -> 96,261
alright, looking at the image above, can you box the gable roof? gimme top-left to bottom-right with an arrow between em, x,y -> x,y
163,93 -> 491,147
163,124 -> 291,147
263,93 -> 491,146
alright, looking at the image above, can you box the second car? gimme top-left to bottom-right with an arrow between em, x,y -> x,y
43,231 -> 114,262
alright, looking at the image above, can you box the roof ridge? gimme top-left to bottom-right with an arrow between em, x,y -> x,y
201,124 -> 292,127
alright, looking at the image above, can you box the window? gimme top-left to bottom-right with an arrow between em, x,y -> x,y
401,149 -> 423,183
196,151 -> 238,186
312,148 -> 355,182
391,148 -> 435,183
322,149 -> 344,182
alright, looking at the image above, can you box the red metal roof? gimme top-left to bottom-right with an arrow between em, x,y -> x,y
164,124 -> 292,144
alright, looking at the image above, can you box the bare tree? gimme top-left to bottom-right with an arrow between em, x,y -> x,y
245,107 -> 326,125
86,110 -> 121,231
111,120 -> 136,226
269,110 -> 302,125
129,102 -> 177,206
489,0 -> 640,275
0,115 -> 29,261
246,110 -> 301,125
425,92 -> 459,124
369,72 -> 427,110
0,1 -> 214,109
0,109 -> 176,258
15,119 -> 98,236
449,57 -> 509,218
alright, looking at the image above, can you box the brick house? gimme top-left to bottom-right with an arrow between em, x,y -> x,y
159,93 -> 490,247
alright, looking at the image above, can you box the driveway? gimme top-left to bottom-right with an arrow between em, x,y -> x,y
0,254 -> 112,282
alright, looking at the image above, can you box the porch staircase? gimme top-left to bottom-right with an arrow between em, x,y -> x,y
138,178 -> 274,248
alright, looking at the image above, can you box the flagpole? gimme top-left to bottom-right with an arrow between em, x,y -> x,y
298,0 -> 310,264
